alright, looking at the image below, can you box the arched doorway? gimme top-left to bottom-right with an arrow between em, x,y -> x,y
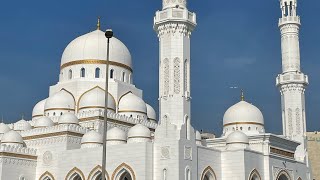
119,171 -> 132,180
248,169 -> 261,180
112,163 -> 136,180
276,170 -> 291,180
200,166 -> 217,180
65,167 -> 85,180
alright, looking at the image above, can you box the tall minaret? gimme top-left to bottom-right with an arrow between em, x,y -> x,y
276,0 -> 309,162
154,0 -> 196,130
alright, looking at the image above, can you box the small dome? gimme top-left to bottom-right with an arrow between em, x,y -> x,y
78,87 -> 116,111
223,100 -> 264,126
14,120 -> 32,131
0,123 -> 10,134
44,90 -> 75,111
58,113 -> 79,125
34,117 -> 54,128
146,104 -> 156,121
32,99 -> 47,118
1,130 -> 24,146
119,93 -> 147,114
81,131 -> 103,145
128,124 -> 151,139
226,131 -> 249,145
61,30 -> 132,69
107,127 -> 127,141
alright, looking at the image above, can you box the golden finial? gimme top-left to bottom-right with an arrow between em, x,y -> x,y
240,89 -> 245,101
97,16 -> 101,30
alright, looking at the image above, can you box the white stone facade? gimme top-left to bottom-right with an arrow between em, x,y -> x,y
0,0 -> 312,180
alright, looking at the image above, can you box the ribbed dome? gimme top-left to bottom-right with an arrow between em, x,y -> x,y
223,100 -> 264,126
146,104 -> 157,121
61,30 -> 131,68
78,87 -> 116,111
58,113 -> 79,125
0,123 -> 10,134
32,99 -> 47,118
119,93 -> 147,114
226,131 -> 249,145
128,124 -> 151,139
1,130 -> 24,145
14,120 -> 32,131
44,90 -> 75,111
81,131 -> 103,145
107,127 -> 127,141
34,117 -> 54,128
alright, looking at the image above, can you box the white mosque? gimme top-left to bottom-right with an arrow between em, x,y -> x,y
0,0 -> 313,179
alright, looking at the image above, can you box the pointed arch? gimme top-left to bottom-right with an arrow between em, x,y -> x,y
77,86 -> 116,111
248,169 -> 261,180
276,170 -> 291,180
118,91 -> 133,105
60,88 -> 76,105
111,163 -> 136,180
65,167 -> 85,180
297,178 -> 302,180
88,165 -> 110,180
200,166 -> 217,180
39,171 -> 55,180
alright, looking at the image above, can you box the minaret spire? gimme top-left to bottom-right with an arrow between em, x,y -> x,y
276,0 -> 309,163
97,16 -> 101,30
240,90 -> 245,101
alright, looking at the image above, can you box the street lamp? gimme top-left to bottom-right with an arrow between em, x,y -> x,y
102,29 -> 113,180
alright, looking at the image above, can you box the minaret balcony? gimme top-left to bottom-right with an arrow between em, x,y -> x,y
276,73 -> 308,86
154,8 -> 196,26
279,16 -> 301,26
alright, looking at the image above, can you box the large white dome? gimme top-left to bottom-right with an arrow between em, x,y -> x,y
0,123 -> 10,134
61,30 -> 132,68
119,93 -> 147,114
32,98 -> 47,118
45,90 -> 75,111
223,100 -> 264,126
78,86 -> 116,112
1,130 -> 24,147
58,113 -> 79,125
146,104 -> 157,122
34,117 -> 54,128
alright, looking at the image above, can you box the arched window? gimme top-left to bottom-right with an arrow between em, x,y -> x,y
249,169 -> 261,180
122,72 -> 126,82
185,116 -> 190,140
112,163 -> 135,180
80,68 -> 85,78
69,69 -> 73,79
87,165 -> 109,180
276,170 -> 291,180
201,167 -> 216,180
95,68 -> 101,78
69,173 -> 82,180
110,69 -> 114,79
39,171 -> 55,180
163,169 -> 167,180
53,112 -> 56,116
185,168 -> 191,180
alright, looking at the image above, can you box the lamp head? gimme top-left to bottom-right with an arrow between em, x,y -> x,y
105,29 -> 113,39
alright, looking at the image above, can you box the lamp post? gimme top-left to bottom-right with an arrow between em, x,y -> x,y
102,29 -> 113,180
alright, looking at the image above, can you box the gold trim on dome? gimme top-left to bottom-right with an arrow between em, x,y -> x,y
227,142 -> 249,145
118,91 -> 133,105
32,114 -> 43,118
81,142 -> 103,145
111,163 -> 136,180
128,136 -> 151,139
0,152 -> 37,160
39,171 -> 55,180
223,122 -> 264,127
79,116 -> 133,126
270,147 -> 294,158
23,131 -> 83,140
118,110 -> 147,115
44,108 -> 75,112
65,167 -> 86,180
61,59 -> 133,72
78,106 -> 116,111
88,165 -> 110,180
77,86 -> 117,111
200,166 -> 217,180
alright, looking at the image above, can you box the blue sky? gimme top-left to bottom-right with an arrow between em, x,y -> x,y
0,0 -> 319,135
